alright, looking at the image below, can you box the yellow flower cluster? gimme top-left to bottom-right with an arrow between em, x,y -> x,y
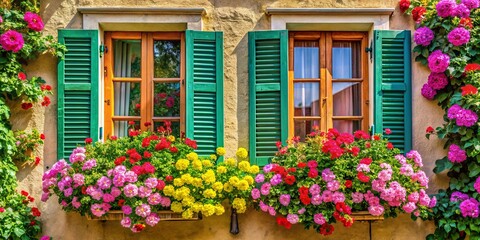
173,186 -> 191,200
217,166 -> 227,174
203,189 -> 216,198
236,147 -> 248,159
192,159 -> 203,170
216,147 -> 226,156
224,157 -> 237,166
238,161 -> 250,171
201,169 -> 216,184
232,198 -> 247,213
167,135 -> 175,142
175,159 -> 189,170
186,152 -> 198,161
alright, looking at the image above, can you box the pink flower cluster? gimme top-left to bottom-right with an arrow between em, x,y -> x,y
475,177 -> 480,194
447,104 -> 478,127
414,27 -> 434,46
447,144 -> 467,163
459,198 -> 479,218
447,27 -> 470,46
0,30 -> 24,52
436,0 -> 457,17
24,12 -> 44,31
428,50 -> 450,73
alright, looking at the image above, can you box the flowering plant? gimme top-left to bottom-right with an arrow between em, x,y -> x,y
11,129 -> 44,165
401,0 -> 480,238
252,129 -> 432,236
0,190 -> 42,239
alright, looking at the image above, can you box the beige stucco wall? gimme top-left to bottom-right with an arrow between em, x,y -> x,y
12,0 -> 449,239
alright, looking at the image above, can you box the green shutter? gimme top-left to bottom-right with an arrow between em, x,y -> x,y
57,29 -> 99,160
185,30 -> 224,157
374,30 -> 412,153
248,30 -> 288,166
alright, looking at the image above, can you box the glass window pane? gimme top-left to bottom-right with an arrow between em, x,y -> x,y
332,41 -> 361,79
113,120 -> 140,138
294,82 -> 320,117
333,82 -> 361,116
294,41 -> 319,79
113,40 -> 141,78
154,83 -> 180,117
154,121 -> 180,137
114,82 -> 141,116
294,120 -> 320,141
333,120 -> 361,134
154,40 -> 181,78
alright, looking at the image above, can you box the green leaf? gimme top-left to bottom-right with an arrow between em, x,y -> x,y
13,227 -> 25,237
434,157 -> 453,173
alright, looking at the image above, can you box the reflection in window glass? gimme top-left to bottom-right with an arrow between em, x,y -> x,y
113,82 -> 141,117
294,82 -> 320,117
154,121 -> 180,137
154,40 -> 181,78
332,41 -> 361,79
294,41 -> 319,79
333,120 -> 361,134
154,83 -> 180,117
332,82 -> 361,116
294,120 -> 320,141
113,40 -> 141,78
113,120 -> 140,138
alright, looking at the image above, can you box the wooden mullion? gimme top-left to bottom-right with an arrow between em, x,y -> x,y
323,32 -> 331,132
332,78 -> 363,82
140,32 -> 149,131
112,116 -> 142,121
153,78 -> 182,82
112,77 -> 142,82
293,78 -> 321,82
104,32 -> 114,138
332,116 -> 363,120
293,116 -> 322,121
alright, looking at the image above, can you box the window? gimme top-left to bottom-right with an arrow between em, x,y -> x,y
103,32 -> 185,138
249,30 -> 411,166
57,29 -> 224,159
288,32 -> 369,140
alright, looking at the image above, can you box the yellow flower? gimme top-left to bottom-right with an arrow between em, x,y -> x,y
243,175 -> 254,185
202,159 -> 214,167
175,159 -> 189,170
182,208 -> 193,219
181,173 -> 193,184
191,202 -> 202,212
202,170 -> 216,184
229,176 -> 240,186
192,178 -> 203,188
217,166 -> 227,174
174,178 -> 184,187
171,201 -> 183,213
236,147 -> 248,159
212,182 -> 223,192
167,135 -> 175,142
203,189 -> 217,198
186,152 -> 198,161
202,204 -> 216,217
216,147 -> 226,156
182,196 -> 195,207
232,198 -> 247,213
225,157 -> 237,166
192,160 -> 203,170
215,204 -> 225,215
210,154 -> 217,161
224,183 -> 233,192
238,161 -> 250,171
248,165 -> 260,174
163,185 -> 175,196
236,180 -> 249,191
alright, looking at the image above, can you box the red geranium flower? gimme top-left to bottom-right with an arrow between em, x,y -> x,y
354,130 -> 370,140
412,6 -> 426,23
34,156 -> 41,165
133,224 -> 145,232
128,130 -> 140,137
297,162 -> 307,168
30,220 -> 36,226
0,207 -> 4,213
373,135 -> 380,141
128,121 -> 135,125
81,186 -> 87,195
185,138 -> 197,149
143,151 -> 152,158
18,72 -> 27,80
360,158 -> 373,165
144,121 -> 152,127
465,63 -> 480,73
142,162 -> 155,174
399,0 -> 410,13
39,133 -> 45,140
459,18 -> 473,29
426,126 -> 435,134
40,84 -> 52,91
135,103 -> 141,109
345,180 -> 353,188
365,142 -> 371,148
350,146 -> 360,156
41,96 -> 51,107
461,84 -> 478,96
114,156 -> 126,165
28,196 -> 34,202
169,146 -> 178,153
21,190 -> 29,196
357,172 -> 370,183
156,180 -> 166,190
385,128 -> 392,135
118,199 -> 125,207
308,168 -> 318,178
298,186 -> 309,196
300,194 -> 311,205
319,224 -> 334,236
285,175 -> 296,185
165,175 -> 174,182
85,138 -> 93,144
21,102 -> 33,110
387,142 -> 394,150
31,207 -> 41,217
110,135 -> 118,140
276,216 -> 292,229
287,167 -> 296,173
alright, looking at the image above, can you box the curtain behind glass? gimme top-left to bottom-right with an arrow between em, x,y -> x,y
114,41 -> 134,137
294,41 -> 319,79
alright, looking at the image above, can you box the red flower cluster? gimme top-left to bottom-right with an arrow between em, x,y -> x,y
110,135 -> 118,140
465,63 -> 480,72
386,142 -> 394,150
126,148 -> 142,164
345,180 -> 353,188
114,156 -> 126,165
319,223 -> 334,235
459,18 -> 473,29
0,207 -> 4,213
154,138 -> 171,151
128,129 -> 140,137
276,216 -> 292,229
357,172 -> 370,183
461,84 -> 478,96
131,162 -> 155,175
35,156 -> 41,166
21,102 -> 33,110
156,179 -> 166,190
41,96 -> 51,106
385,128 -> 392,135
354,130 -> 370,140
185,138 -> 197,149
334,202 -> 353,228
321,140 -> 343,159
349,146 -> 360,156
31,207 -> 41,217
18,72 -> 26,80
399,0 -> 410,13
299,186 -> 311,205
85,138 -> 93,144
133,223 -> 145,232
117,199 -> 125,206
40,133 -> 45,140
412,7 -> 426,23
40,84 -> 52,91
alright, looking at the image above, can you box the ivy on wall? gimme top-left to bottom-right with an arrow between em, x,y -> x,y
0,0 -> 64,239
400,0 -> 480,239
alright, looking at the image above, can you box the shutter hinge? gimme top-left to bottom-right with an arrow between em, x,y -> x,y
99,44 -> 108,58
365,40 -> 373,62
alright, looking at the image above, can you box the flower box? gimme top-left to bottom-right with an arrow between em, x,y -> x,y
351,211 -> 384,221
86,210 -> 202,221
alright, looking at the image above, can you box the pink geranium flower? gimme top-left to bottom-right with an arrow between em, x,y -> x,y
24,12 -> 44,31
0,30 -> 24,52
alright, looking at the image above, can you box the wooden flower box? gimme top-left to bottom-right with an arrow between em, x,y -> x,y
351,211 -> 384,221
86,210 -> 202,221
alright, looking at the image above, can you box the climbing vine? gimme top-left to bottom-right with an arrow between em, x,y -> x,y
400,0 -> 480,239
0,0 -> 64,239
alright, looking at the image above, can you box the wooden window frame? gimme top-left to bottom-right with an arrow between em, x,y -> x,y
288,31 -> 369,137
104,32 -> 185,138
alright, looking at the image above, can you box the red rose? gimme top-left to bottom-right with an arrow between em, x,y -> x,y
165,175 -> 173,182
118,199 -> 125,207
169,146 -> 178,153
31,207 -> 41,217
21,102 -> 33,110
357,172 -> 370,183
297,162 -> 307,168
85,138 -> 93,144
384,128 -> 392,135
0,207 -> 4,213
34,157 -> 41,166
41,96 -> 51,107
18,72 -> 27,80
345,180 -> 352,188
156,180 -> 166,190
285,175 -> 296,185
426,126 -> 435,134
387,142 -> 394,150
461,84 -> 478,96
319,224 -> 334,236
360,158 -> 372,165
21,190 -> 29,196
412,6 -> 426,23
399,0 -> 410,13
